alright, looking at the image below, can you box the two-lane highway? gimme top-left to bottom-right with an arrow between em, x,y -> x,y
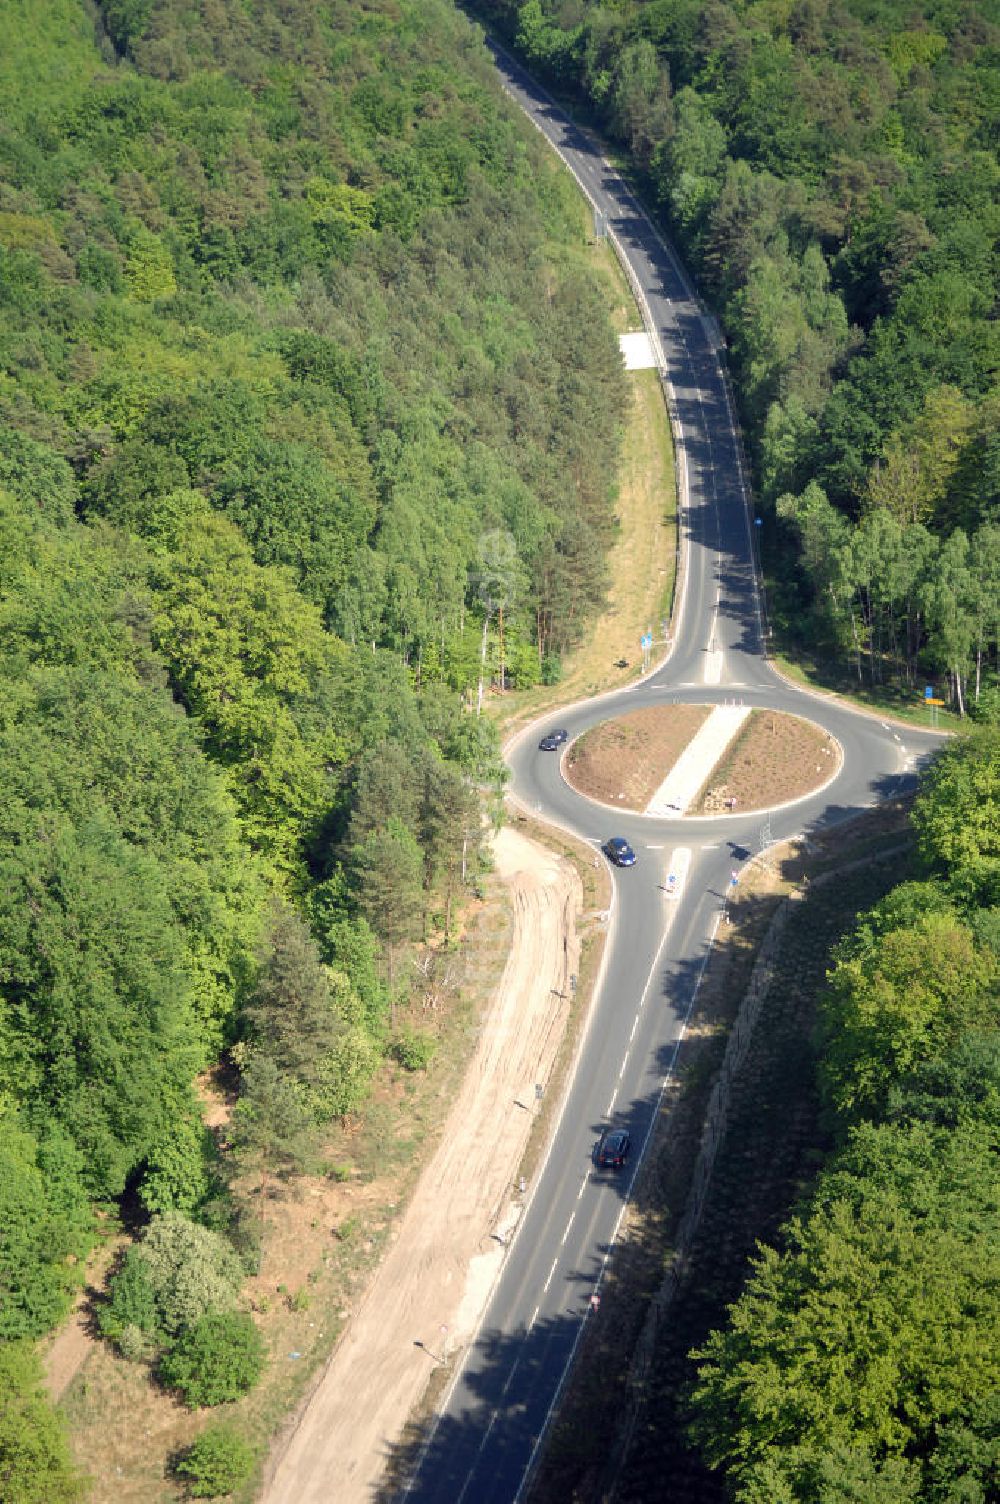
401,43 -> 944,1504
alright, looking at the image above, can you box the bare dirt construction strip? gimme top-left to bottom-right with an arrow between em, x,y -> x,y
263,826 -> 582,1504
565,705 -> 839,814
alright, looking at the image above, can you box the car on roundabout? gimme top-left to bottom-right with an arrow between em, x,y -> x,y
592,1127 -> 631,1170
603,837 -> 637,867
538,729 -> 568,751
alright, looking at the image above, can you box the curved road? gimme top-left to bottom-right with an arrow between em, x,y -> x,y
401,44 -> 944,1504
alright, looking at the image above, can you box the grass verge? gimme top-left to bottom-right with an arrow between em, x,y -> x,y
769,649 -> 963,732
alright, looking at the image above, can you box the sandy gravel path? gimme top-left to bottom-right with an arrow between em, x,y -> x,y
264,825 -> 581,1504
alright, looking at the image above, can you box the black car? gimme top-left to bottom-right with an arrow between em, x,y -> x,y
538,729 -> 569,751
603,837 -> 637,867
593,1127 -> 631,1170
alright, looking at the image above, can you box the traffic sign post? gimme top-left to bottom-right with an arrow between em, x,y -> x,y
922,689 -> 945,727
640,631 -> 653,670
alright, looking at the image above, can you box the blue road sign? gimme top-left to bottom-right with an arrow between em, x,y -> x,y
754,517 -> 763,527
925,685 -> 934,700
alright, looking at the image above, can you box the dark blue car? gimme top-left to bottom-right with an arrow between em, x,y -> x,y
538,729 -> 568,751
603,837 -> 637,867
593,1127 -> 631,1169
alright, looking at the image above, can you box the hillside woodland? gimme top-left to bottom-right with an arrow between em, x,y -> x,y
0,0 -> 627,1493
481,0 -> 1000,712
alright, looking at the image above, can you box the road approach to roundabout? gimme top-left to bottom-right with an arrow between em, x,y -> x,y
401,42 -> 946,1504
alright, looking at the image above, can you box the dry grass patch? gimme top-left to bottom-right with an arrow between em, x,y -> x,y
696,709 -> 839,813
565,704 -> 711,808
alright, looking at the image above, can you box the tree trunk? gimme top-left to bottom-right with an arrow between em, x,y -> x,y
257,1166 -> 269,1275
388,946 -> 396,1029
476,610 -> 490,716
837,587 -> 863,685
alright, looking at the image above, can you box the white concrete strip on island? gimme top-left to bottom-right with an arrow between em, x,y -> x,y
645,704 -> 750,817
619,330 -> 657,369
703,646 -> 724,684
663,846 -> 692,899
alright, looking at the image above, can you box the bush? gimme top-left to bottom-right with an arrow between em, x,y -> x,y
174,1424 -> 255,1497
98,1247 -> 160,1351
160,1311 -> 265,1407
0,1343 -> 89,1503
139,1111 -> 213,1217
102,1212 -> 244,1353
390,1027 -> 436,1072
969,685 -> 1000,724
115,1321 -> 157,1363
541,653 -> 562,685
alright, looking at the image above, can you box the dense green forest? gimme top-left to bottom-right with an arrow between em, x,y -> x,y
688,730 -> 1000,1502
0,0 -> 626,1491
478,0 -> 1000,711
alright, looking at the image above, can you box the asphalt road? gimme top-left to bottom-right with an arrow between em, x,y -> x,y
399,44 -> 945,1504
